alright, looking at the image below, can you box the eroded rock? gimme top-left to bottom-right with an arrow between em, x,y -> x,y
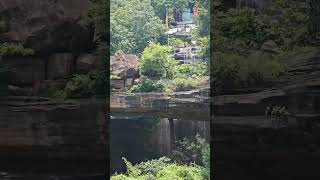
0,0 -> 94,54
110,50 -> 139,79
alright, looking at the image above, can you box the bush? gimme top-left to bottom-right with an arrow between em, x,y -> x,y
134,157 -> 171,177
64,74 -> 96,98
172,77 -> 199,91
111,157 -> 206,180
168,38 -> 188,46
156,164 -> 204,180
129,76 -> 166,93
211,53 -> 286,95
139,43 -> 177,80
0,43 -> 34,56
213,1 -> 311,52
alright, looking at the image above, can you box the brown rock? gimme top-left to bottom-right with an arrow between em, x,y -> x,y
110,50 -> 139,79
47,53 -> 74,80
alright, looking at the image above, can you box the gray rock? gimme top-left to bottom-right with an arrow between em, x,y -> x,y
261,40 -> 280,53
76,53 -> 97,73
47,53 -> 74,80
0,0 -> 94,54
2,56 -> 45,85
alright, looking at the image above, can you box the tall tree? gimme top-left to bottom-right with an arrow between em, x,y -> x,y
111,0 -> 165,54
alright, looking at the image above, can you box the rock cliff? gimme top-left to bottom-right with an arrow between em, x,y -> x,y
0,96 -> 107,172
213,49 -> 320,179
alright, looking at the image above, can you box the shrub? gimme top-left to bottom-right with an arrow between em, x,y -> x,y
211,54 -> 240,95
129,76 -> 166,93
173,62 -> 208,78
134,157 -> 171,177
111,157 -> 206,180
64,74 -> 96,98
211,53 -> 286,95
168,38 -> 187,46
172,77 -> 199,91
139,43 -> 177,80
156,164 -> 204,180
0,43 -> 34,56
198,36 -> 210,61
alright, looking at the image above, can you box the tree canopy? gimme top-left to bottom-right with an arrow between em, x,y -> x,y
111,0 -> 166,54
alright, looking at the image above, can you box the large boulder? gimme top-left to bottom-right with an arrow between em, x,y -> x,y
261,40 -> 280,54
0,0 -> 94,54
47,53 -> 74,80
110,50 -> 139,79
2,56 -> 45,85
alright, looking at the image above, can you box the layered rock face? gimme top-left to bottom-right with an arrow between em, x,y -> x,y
213,50 -> 320,179
0,0 -> 98,95
110,50 -> 139,91
111,88 -> 210,121
0,96 -> 107,172
0,0 -> 107,174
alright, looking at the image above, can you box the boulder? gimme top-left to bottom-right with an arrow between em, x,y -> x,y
47,53 -> 74,80
2,56 -> 45,85
261,40 -> 280,54
76,53 -> 97,73
0,0 -> 94,54
110,50 -> 139,79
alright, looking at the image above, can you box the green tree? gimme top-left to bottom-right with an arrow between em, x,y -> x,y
111,0 -> 165,54
139,43 -> 177,79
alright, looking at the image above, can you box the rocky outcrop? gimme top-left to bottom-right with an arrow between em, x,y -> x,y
110,50 -> 139,79
110,50 -> 139,91
0,96 -> 107,168
0,0 -> 94,54
0,0 -> 100,96
213,49 -> 320,180
111,88 -> 210,121
261,40 -> 280,54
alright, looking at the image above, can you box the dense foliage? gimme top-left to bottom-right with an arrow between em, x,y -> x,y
111,135 -> 210,180
211,0 -> 320,95
0,43 -> 34,56
111,0 -> 165,54
139,43 -> 176,80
